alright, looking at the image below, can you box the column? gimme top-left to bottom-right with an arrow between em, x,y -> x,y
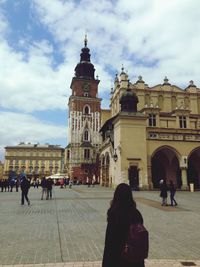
181,168 -> 188,190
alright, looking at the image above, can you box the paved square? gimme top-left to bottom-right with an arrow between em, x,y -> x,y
0,185 -> 200,266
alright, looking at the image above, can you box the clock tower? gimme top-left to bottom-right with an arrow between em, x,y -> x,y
65,37 -> 101,183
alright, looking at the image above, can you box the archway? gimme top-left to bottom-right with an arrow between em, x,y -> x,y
151,147 -> 181,188
187,148 -> 200,189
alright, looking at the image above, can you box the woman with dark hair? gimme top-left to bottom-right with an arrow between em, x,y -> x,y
102,183 -> 145,267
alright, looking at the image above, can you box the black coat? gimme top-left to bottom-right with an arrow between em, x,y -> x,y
102,208 -> 145,267
160,183 -> 168,198
20,178 -> 30,192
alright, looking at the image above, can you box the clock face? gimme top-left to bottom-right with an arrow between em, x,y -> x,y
82,82 -> 90,92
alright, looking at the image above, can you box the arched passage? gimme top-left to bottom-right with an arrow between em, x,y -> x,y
151,147 -> 181,188
187,148 -> 200,189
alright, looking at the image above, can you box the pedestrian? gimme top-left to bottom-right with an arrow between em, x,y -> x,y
102,183 -> 145,267
159,179 -> 168,206
20,176 -> 30,205
0,179 -> 4,192
69,179 -> 73,188
41,177 -> 47,200
169,180 -> 177,206
46,178 -> 53,200
86,176 -> 90,187
15,178 -> 19,192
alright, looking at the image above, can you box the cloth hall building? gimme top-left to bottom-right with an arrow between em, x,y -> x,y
66,39 -> 200,190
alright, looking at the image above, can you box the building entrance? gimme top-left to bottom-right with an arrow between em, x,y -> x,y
128,166 -> 139,190
187,148 -> 200,189
151,147 -> 181,188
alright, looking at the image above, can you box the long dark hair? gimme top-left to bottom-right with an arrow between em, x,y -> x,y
107,183 -> 136,223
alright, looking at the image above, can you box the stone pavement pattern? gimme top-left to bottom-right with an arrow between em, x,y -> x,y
0,186 -> 200,266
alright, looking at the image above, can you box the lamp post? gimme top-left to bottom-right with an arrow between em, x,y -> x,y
113,149 -> 118,162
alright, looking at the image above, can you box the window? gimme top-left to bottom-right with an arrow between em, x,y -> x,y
179,116 -> 187,128
84,130 -> 89,141
149,114 -> 156,127
84,105 -> 90,115
67,150 -> 70,160
84,149 -> 90,159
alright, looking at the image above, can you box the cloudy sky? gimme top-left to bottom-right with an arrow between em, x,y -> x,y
0,0 -> 200,161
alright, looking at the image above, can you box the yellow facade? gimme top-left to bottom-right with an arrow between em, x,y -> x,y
100,71 -> 200,190
4,143 -> 64,178
0,161 -> 4,178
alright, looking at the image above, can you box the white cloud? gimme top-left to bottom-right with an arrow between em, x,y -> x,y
1,0 -> 200,160
0,39 -> 74,112
0,111 -> 67,160
32,0 -> 200,88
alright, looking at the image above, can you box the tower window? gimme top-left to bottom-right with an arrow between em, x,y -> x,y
67,150 -> 70,160
149,114 -> 156,127
84,130 -> 89,141
83,105 -> 90,115
84,149 -> 90,159
179,116 -> 187,128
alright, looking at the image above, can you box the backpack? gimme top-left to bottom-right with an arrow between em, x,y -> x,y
121,223 -> 149,262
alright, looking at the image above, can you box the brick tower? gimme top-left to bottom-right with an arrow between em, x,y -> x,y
65,36 -> 101,183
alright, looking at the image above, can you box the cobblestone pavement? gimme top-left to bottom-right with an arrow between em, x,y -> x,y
0,186 -> 200,266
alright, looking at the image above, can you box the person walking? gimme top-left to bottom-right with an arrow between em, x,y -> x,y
20,176 -> 30,205
169,180 -> 178,206
102,183 -> 145,267
159,179 -> 168,206
41,177 -> 47,200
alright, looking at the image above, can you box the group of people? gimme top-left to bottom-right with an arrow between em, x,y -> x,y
41,177 -> 53,200
159,179 -> 178,206
0,178 -> 20,192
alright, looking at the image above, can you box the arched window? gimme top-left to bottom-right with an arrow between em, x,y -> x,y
84,130 -> 89,141
84,105 -> 90,115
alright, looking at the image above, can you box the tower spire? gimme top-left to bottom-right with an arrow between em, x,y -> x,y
84,34 -> 87,47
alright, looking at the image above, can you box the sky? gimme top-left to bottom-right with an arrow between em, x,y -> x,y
0,0 -> 200,162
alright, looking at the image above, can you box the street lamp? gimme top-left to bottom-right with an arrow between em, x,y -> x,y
113,149 -> 118,162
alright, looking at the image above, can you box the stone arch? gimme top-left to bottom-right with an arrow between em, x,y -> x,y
187,147 -> 200,189
151,146 -> 181,188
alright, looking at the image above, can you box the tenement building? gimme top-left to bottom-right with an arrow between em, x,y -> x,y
65,37 -> 101,183
4,143 -> 64,179
100,70 -> 200,190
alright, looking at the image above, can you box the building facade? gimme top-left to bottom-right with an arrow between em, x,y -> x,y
4,143 -> 64,178
100,69 -> 200,190
65,37 -> 101,183
0,161 -> 4,178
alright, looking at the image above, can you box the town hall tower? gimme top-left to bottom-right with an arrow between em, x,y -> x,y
65,37 -> 101,183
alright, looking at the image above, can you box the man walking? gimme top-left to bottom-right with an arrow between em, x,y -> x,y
41,177 -> 47,200
20,176 -> 30,205
169,180 -> 178,206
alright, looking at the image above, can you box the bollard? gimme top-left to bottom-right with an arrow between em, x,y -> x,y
189,183 -> 194,192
